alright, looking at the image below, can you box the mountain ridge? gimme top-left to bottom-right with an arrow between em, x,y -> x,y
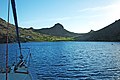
75,19 -> 120,41
1,17 -> 120,42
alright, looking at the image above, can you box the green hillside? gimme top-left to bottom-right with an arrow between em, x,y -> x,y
0,18 -> 73,43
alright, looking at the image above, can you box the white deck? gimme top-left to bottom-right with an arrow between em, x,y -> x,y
0,66 -> 32,80
0,72 -> 32,80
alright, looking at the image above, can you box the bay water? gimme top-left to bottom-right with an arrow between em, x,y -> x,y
0,42 -> 120,80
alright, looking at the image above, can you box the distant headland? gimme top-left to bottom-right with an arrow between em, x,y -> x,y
0,17 -> 120,43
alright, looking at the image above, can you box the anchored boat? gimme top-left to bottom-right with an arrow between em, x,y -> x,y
0,0 -> 32,80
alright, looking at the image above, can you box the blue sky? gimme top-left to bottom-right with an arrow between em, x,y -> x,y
1,0 -> 120,33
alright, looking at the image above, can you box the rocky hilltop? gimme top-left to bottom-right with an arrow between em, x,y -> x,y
31,23 -> 80,37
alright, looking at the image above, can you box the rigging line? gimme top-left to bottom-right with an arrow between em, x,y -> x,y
6,0 -> 10,80
11,0 -> 22,55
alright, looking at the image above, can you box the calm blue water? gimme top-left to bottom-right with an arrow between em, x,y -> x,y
0,42 -> 120,80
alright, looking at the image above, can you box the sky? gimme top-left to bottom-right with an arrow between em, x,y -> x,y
0,0 -> 120,33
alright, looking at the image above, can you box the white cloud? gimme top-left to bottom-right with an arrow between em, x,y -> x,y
79,1 -> 120,12
76,1 -> 120,32
79,1 -> 120,19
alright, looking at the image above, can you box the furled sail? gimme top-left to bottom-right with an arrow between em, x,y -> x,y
11,0 -> 22,55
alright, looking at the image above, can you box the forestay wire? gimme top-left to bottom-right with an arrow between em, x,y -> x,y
6,0 -> 10,80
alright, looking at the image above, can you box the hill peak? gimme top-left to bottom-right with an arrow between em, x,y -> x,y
32,23 -> 79,37
51,23 -> 64,29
